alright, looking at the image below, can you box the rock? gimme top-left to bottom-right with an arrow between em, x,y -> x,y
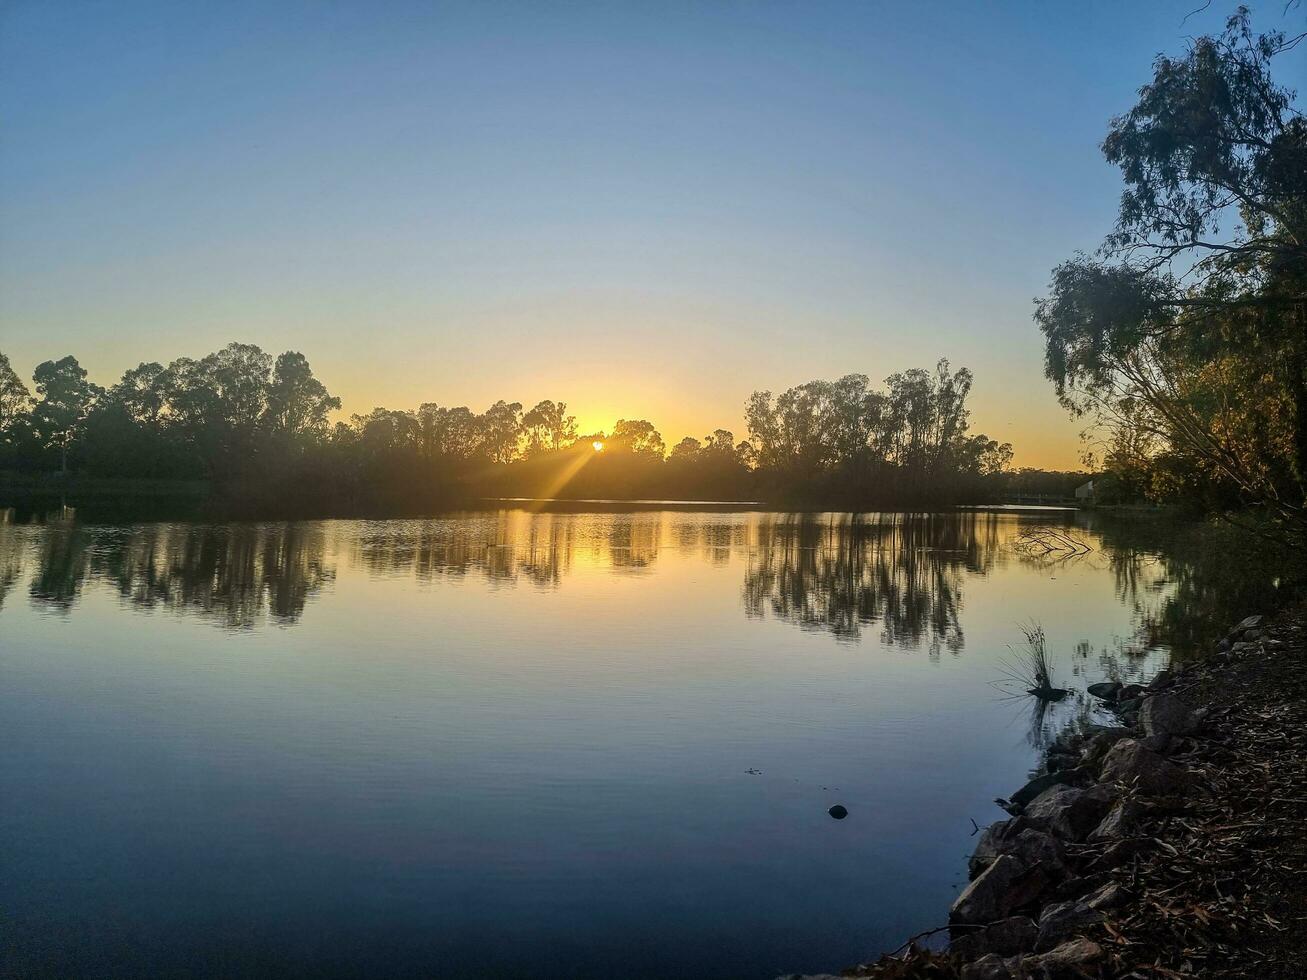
1232,614 -> 1264,634
1046,752 -> 1080,773
1087,681 -> 1122,700
1146,668 -> 1174,691
1024,784 -> 1113,841
950,916 -> 1037,959
1100,739 -> 1191,796
1035,900 -> 1106,951
1245,628 -> 1263,642
952,854 -> 1052,924
1009,769 -> 1086,809
970,820 -> 1068,880
827,804 -> 848,819
1140,693 -> 1200,737
1027,937 -> 1104,973
1088,798 -> 1148,842
1034,882 -> 1125,951
1046,871 -> 1111,903
1084,728 -> 1133,763
1083,880 -> 1126,910
1094,837 -> 1150,868
1140,733 -> 1172,753
960,954 -> 1012,980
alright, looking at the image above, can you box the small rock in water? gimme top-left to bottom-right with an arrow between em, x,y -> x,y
828,804 -> 848,820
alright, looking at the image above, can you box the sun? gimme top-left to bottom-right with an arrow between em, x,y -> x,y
592,440 -> 604,452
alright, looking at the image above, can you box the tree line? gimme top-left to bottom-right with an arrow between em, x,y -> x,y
0,344 -> 1014,513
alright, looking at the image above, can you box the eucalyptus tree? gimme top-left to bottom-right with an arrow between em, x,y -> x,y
521,400 -> 577,455
0,352 -> 30,429
107,362 -> 169,426
609,419 -> 665,459
1035,9 -> 1307,525
476,400 -> 524,464
264,351 -> 340,440
30,356 -> 102,473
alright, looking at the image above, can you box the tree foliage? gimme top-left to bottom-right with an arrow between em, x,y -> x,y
1036,7 -> 1307,528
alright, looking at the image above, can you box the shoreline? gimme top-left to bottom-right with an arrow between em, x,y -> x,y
788,612 -> 1307,980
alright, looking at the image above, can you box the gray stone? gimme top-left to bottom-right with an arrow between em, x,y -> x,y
1140,693 -> 1200,737
1024,784 -> 1114,841
1084,881 -> 1127,910
951,854 -> 1052,924
1010,769 -> 1085,809
970,820 -> 1067,880
1084,728 -> 1133,763
1100,739 -> 1191,796
950,916 -> 1038,959
1035,900 -> 1106,951
1088,799 -> 1148,842
1232,614 -> 1264,634
1087,681 -> 1122,700
1027,937 -> 1105,971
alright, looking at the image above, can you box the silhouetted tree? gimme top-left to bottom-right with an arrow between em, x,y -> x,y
30,356 -> 102,474
522,400 -> 577,456
0,352 -> 30,433
609,419 -> 665,459
264,351 -> 340,440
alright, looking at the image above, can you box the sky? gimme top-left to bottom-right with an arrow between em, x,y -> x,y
2,1 -> 1303,469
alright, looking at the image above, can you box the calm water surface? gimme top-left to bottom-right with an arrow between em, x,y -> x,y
0,509 -> 1210,977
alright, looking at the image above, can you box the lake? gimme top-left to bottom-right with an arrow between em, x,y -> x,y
0,507 -> 1269,978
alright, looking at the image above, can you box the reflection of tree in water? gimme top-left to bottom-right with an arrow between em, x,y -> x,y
28,524 -> 92,611
595,518 -> 660,571
742,512 -> 1002,651
354,513 -> 670,584
24,523 -> 334,628
0,523 -> 26,611
1001,512 -> 1293,662
1085,514 -> 1292,658
355,516 -> 581,588
12,509 -> 1286,647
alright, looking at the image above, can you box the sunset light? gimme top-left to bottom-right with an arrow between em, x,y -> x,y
2,3 -> 1301,979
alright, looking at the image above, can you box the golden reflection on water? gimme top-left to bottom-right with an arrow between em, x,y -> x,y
0,509 -> 1208,650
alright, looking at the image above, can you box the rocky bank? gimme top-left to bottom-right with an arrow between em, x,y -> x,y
785,613 -> 1307,980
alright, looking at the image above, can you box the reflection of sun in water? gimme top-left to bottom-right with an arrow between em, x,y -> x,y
592,441 -> 604,452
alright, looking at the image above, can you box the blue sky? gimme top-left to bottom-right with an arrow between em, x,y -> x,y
2,1 -> 1301,466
